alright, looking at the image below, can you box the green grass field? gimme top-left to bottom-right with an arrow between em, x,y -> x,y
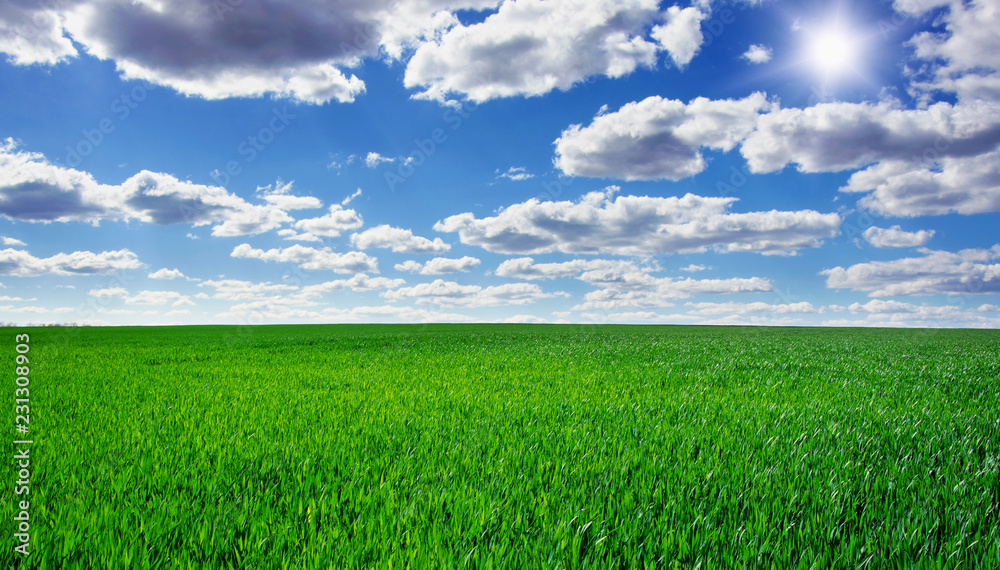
4,324 -> 999,568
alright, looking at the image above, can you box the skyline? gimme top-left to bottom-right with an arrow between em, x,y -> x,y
1,0 -> 999,327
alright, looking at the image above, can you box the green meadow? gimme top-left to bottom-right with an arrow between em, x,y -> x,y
3,324 -> 999,568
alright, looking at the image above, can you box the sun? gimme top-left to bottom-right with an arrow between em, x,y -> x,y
807,27 -> 858,76
799,16 -> 868,88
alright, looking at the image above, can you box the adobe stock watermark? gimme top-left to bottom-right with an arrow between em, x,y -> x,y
209,107 -> 296,187
63,83 -> 156,167
12,333 -> 33,558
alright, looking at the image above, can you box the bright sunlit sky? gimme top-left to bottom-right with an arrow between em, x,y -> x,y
1,0 -> 999,327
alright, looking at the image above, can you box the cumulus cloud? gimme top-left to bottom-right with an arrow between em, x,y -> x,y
292,205 -> 364,237
0,248 -> 141,276
126,290 -> 194,306
741,44 -> 772,64
199,279 -> 298,301
1,236 -> 25,247
680,264 -> 709,272
257,181 -> 322,211
740,99 -> 1000,174
148,268 -> 188,280
900,0 -> 1000,101
321,304 -> 476,323
684,301 -> 816,315
395,256 -> 480,274
57,0 -> 373,103
0,139 -> 294,236
88,287 -> 129,298
495,257 -> 646,280
88,287 -> 192,306
577,310 -> 681,323
826,298 -> 1000,328
351,225 -> 449,253
382,278 -> 560,307
822,245 -> 1000,296
572,272 -> 773,310
841,148 -> 1000,216
404,0 -> 662,102
862,226 -> 935,248
554,93 -> 772,180
299,274 -> 406,298
276,229 -> 323,243
0,0 -> 526,103
231,243 -> 379,274
0,2 -> 77,65
651,5 -> 706,69
435,187 -> 840,255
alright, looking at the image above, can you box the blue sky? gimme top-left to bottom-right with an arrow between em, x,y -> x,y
1,0 -> 999,327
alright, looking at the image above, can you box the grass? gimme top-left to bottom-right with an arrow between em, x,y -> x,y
3,324 -> 999,568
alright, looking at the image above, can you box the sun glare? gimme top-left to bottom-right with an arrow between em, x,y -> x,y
801,17 -> 866,87
809,28 -> 856,75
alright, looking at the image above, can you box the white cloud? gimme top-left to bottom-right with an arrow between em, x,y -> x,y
351,225 -> 450,253
257,181 -> 322,211
148,268 -> 187,280
684,301 -> 816,315
680,264 -> 709,272
741,44 -> 772,64
365,152 -> 396,168
218,296 -> 321,320
495,257 -> 646,280
435,188 -> 840,255
49,0 -> 372,103
822,245 -> 1000,296
842,148 -> 1000,217
125,290 -> 194,306
88,287 -> 193,306
651,5 -> 706,69
276,229 -> 323,243
395,256 -> 481,274
578,311 -> 687,323
1,236 -> 25,247
0,248 -> 142,277
341,188 -> 363,206
292,205 -> 364,237
231,244 -> 379,274
0,3 -> 76,65
404,0 -> 661,102
496,166 -> 534,181
0,139 -> 292,236
901,0 -> 1000,102
862,226 -> 935,248
740,99 -> 1000,174
321,304 -> 476,323
572,274 -> 773,310
199,279 -> 299,301
554,93 -> 772,180
89,287 -> 129,299
382,279 -> 560,307
499,314 -> 548,323
299,274 -> 406,298
823,298 -> 1000,328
